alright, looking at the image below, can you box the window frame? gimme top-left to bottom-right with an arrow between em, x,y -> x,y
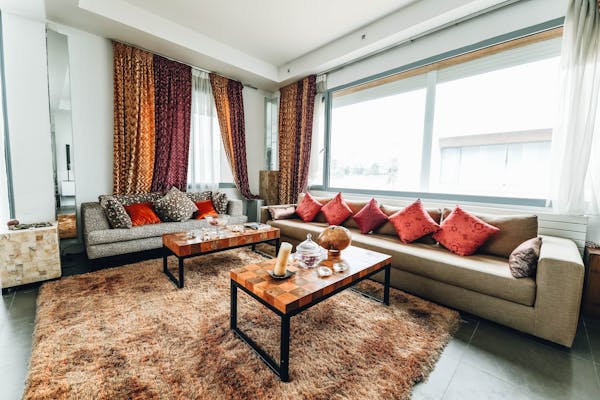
311,18 -> 564,208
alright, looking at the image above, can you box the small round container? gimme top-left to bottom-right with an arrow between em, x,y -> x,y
295,234 -> 322,268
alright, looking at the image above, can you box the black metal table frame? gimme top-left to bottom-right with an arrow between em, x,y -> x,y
163,237 -> 280,288
230,262 -> 391,382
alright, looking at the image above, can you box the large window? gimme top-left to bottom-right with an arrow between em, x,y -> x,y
315,29 -> 562,204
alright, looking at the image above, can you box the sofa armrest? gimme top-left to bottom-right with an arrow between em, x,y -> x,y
534,235 -> 584,347
259,204 -> 296,224
227,199 -> 244,217
81,202 -> 110,249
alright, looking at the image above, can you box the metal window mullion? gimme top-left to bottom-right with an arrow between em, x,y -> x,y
420,70 -> 437,192
323,91 -> 332,190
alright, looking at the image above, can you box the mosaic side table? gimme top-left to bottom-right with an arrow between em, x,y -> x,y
0,223 -> 61,293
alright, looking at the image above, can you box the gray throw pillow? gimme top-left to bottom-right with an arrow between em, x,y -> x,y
153,187 -> 198,222
212,191 -> 228,214
508,237 -> 542,278
101,196 -> 132,229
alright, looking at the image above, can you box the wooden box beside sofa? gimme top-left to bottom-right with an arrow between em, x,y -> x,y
260,198 -> 584,348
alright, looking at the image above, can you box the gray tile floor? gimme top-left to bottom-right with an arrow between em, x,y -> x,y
2,254 -> 600,399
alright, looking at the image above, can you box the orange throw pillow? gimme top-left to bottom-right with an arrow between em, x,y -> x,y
123,202 -> 161,226
388,199 -> 440,243
433,206 -> 500,256
194,200 -> 219,219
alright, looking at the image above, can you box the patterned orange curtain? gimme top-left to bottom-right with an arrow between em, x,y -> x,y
113,42 -> 155,195
278,75 -> 317,204
209,73 -> 258,199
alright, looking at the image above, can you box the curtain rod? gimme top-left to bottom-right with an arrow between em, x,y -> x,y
110,38 -> 258,90
320,0 -> 522,76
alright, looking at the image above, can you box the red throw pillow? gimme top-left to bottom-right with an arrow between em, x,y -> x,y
353,198 -> 388,234
433,206 -> 500,256
194,200 -> 218,219
123,202 -> 161,226
295,192 -> 323,222
389,199 -> 441,243
321,192 -> 353,225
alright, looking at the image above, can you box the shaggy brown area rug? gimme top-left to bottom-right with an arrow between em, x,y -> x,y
25,248 -> 459,400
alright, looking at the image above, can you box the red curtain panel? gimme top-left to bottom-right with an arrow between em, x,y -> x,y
151,55 -> 192,192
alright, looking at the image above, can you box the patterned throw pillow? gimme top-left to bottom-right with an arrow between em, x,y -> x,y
433,206 -> 500,256
353,199 -> 388,234
212,192 -> 228,214
321,193 -> 353,226
295,192 -> 323,222
153,187 -> 198,222
389,199 -> 441,243
101,196 -> 132,229
509,237 -> 542,278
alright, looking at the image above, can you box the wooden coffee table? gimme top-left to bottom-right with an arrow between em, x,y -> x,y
162,226 -> 280,288
230,246 -> 392,382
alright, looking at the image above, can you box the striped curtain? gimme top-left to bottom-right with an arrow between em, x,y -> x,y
278,75 -> 317,204
112,42 -> 155,195
151,55 -> 192,192
209,73 -> 258,199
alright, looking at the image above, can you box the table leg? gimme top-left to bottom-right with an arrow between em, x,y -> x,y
383,264 -> 391,306
230,281 -> 237,330
162,248 -> 168,274
275,238 -> 281,254
178,257 -> 184,288
280,315 -> 290,382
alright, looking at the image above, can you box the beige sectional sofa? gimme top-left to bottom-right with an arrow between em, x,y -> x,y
260,198 -> 584,347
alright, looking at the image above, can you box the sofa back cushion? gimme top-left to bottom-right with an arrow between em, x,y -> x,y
99,192 -> 163,207
441,208 -> 538,258
375,205 -> 442,244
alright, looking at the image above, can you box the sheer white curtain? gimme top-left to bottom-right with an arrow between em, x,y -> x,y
308,74 -> 327,186
0,71 -> 9,225
551,0 -> 600,215
188,69 -> 221,192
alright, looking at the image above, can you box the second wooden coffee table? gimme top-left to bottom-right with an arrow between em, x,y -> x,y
162,226 -> 280,288
230,246 -> 392,382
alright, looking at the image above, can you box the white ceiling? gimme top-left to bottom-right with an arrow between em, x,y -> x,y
121,0 -> 415,66
41,0 -> 513,90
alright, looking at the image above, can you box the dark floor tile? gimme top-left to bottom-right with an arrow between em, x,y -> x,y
442,363 -> 545,400
8,289 -> 38,321
461,319 -> 600,400
585,316 -> 600,365
412,315 -> 478,400
0,363 -> 27,400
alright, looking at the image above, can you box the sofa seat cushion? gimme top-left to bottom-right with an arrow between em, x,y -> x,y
352,233 -> 536,306
269,219 -> 535,306
87,216 -> 248,246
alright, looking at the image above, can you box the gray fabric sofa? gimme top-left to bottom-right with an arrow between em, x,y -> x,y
83,199 -> 246,259
261,199 -> 584,347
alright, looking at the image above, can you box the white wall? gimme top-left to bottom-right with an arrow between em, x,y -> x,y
243,87 -> 267,195
55,25 -> 114,210
327,0 -> 566,89
2,12 -> 55,223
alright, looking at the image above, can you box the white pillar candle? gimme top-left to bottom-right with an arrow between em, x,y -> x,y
274,242 -> 292,276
